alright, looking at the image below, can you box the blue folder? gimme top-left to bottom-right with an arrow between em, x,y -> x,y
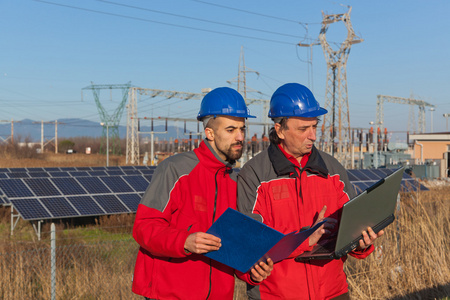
204,208 -> 325,273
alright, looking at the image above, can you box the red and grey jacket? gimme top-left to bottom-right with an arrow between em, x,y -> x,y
132,140 -> 256,300
237,144 -> 373,300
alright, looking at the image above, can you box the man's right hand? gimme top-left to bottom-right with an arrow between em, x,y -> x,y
184,232 -> 222,254
308,205 -> 337,246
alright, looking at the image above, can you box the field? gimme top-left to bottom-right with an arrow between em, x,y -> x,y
0,152 -> 449,299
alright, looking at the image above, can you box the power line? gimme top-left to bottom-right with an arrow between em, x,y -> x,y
190,0 -> 321,25
33,0 -> 296,45
97,0 -> 302,39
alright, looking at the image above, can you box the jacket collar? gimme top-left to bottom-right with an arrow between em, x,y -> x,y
196,139 -> 235,172
268,143 -> 328,178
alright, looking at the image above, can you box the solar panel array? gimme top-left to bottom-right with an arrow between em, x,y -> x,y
0,165 -> 429,222
0,166 -> 156,221
347,168 -> 429,195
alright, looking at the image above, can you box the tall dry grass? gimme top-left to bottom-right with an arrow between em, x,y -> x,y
345,186 -> 450,299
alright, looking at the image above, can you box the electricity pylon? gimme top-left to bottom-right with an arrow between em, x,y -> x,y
376,94 -> 435,136
318,6 -> 363,167
82,82 -> 132,155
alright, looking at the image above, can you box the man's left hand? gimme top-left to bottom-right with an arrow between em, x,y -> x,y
249,258 -> 273,283
356,227 -> 384,250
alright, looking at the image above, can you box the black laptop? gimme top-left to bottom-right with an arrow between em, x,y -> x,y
295,167 -> 404,261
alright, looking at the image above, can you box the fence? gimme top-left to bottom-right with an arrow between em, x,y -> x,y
0,224 -> 141,300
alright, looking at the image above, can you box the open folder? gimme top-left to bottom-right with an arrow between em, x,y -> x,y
204,208 -> 324,273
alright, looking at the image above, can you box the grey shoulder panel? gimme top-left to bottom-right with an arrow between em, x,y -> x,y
316,150 -> 356,199
140,151 -> 199,211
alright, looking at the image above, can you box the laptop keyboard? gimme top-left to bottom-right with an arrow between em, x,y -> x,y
312,238 -> 336,254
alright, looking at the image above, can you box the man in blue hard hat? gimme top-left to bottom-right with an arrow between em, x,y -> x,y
237,83 -> 383,300
132,87 -> 273,300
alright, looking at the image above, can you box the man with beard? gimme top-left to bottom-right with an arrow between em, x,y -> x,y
132,87 -> 273,300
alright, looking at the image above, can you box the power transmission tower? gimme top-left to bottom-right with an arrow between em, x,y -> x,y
227,46 -> 261,99
318,6 -> 363,168
82,82 -> 131,156
126,88 -> 206,165
376,94 -> 435,136
227,47 -> 270,129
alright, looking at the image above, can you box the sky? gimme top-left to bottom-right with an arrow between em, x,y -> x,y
1,0 -> 449,142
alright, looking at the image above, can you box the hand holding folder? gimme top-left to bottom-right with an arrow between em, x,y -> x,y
204,208 -> 325,273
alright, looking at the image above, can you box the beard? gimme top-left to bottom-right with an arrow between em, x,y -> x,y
217,141 -> 244,162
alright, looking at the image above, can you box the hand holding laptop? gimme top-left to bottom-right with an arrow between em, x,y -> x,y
355,226 -> 384,251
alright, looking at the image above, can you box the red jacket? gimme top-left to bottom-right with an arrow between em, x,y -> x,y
237,144 -> 373,300
132,141 -> 255,299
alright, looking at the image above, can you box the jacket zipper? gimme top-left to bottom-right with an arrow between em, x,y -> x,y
206,167 -> 223,300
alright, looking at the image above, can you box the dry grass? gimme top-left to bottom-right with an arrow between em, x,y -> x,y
344,186 -> 450,300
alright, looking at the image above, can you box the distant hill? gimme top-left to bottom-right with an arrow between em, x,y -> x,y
0,118 -> 199,142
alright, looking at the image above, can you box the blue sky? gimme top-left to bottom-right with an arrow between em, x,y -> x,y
1,0 -> 449,141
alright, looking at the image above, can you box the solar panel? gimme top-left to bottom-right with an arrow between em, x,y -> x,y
10,198 -> 52,220
52,177 -> 87,195
27,167 -> 46,172
139,169 -> 155,175
24,178 -> 61,197
60,167 -> 77,171
50,171 -> 71,177
358,169 -> 381,180
88,170 -> 108,177
105,170 -> 125,176
0,179 -> 35,198
68,171 -> 90,177
76,167 -> 92,171
76,177 -> 111,194
10,168 -> 28,173
347,168 -> 429,194
67,196 -> 105,215
100,176 -> 134,193
93,194 -> 130,214
43,167 -> 61,172
8,172 -> 30,179
117,193 -> 141,211
40,197 -> 80,218
28,172 -> 51,178
122,175 -> 150,192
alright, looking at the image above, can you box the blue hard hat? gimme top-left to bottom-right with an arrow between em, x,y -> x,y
268,83 -> 328,118
197,87 -> 256,120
